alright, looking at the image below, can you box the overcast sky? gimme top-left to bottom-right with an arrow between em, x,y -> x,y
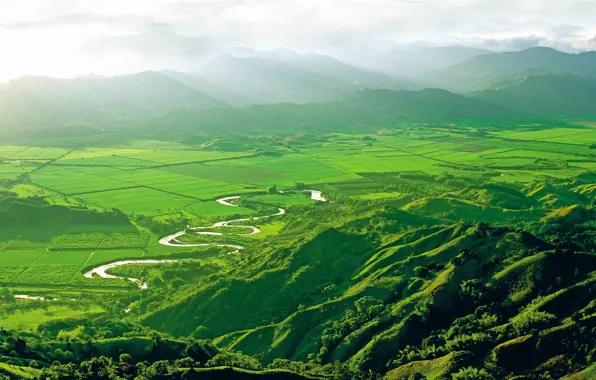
1,0 -> 596,80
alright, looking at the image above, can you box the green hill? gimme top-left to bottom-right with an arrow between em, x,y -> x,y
0,72 -> 228,130
470,72 -> 596,118
136,196 -> 595,377
145,87 -> 528,136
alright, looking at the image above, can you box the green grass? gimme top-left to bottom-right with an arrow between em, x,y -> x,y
85,249 -> 144,266
356,192 -> 404,200
3,126 -> 594,298
77,187 -> 194,214
250,193 -> 317,207
0,362 -> 41,379
386,352 -> 459,380
14,250 -> 91,285
9,146 -> 71,159
185,201 -> 257,217
0,305 -> 104,331
27,127 -> 595,217
56,147 -> 247,166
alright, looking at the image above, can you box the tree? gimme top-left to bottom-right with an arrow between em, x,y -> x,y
452,367 -> 495,379
0,288 -> 14,304
267,185 -> 278,194
119,353 -> 132,365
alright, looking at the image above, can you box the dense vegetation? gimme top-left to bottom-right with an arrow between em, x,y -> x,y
1,46 -> 596,379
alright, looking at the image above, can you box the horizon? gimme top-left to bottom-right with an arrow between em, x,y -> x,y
0,44 -> 593,84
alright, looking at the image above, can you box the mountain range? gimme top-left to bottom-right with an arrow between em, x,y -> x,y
429,47 -> 596,91
0,72 -> 227,129
1,47 -> 596,131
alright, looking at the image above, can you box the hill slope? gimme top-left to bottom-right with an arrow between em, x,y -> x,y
431,47 -> 596,91
140,200 -> 596,377
187,53 -> 420,106
145,87 -> 527,136
0,72 -> 228,130
470,72 -> 596,118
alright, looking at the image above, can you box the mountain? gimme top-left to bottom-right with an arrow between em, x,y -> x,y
187,53 -> 421,106
316,41 -> 494,78
140,199 -> 596,375
145,87 -> 527,136
0,72 -> 228,129
430,47 -> 596,91
226,47 -> 302,61
470,72 -> 596,118
376,45 -> 495,78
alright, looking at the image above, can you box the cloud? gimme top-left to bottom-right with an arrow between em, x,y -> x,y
0,0 -> 595,79
467,35 -> 547,51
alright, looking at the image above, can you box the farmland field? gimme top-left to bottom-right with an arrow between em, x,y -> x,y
1,305 -> 105,331
1,123 -> 595,379
10,125 -> 594,219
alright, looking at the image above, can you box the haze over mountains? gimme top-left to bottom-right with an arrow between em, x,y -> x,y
431,47 -> 596,91
1,46 -> 596,131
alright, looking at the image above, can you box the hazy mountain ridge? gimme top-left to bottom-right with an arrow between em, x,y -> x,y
0,47 -> 596,131
190,53 -> 421,106
0,71 -> 229,128
430,47 -> 596,91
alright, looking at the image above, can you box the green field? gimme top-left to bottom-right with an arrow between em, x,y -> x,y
7,126 -> 593,219
1,124 -> 595,379
1,305 -> 104,331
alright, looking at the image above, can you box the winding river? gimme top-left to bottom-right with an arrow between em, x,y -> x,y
83,190 -> 325,289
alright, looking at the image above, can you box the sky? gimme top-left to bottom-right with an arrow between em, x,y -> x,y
1,0 -> 596,80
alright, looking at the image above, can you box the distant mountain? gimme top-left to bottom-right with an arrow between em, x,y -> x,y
431,47 -> 596,91
316,41 -> 494,78
187,53 -> 421,106
161,70 -> 257,107
0,72 -> 228,129
145,87 -> 527,136
226,47 -> 301,61
375,45 -> 495,78
470,72 -> 596,118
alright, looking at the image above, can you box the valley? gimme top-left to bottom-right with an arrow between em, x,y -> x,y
0,29 -> 595,378
1,120 -> 595,379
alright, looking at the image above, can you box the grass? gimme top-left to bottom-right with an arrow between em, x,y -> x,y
385,352 -> 459,380
85,250 -> 144,266
23,126 -> 595,215
77,187 -> 194,214
0,305 -> 104,331
1,125 -> 594,295
245,222 -> 286,240
185,201 -> 257,217
250,193 -> 317,207
0,362 -> 41,379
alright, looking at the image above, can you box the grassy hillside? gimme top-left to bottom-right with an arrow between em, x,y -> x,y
136,185 -> 596,377
470,72 -> 596,118
0,102 -> 595,379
